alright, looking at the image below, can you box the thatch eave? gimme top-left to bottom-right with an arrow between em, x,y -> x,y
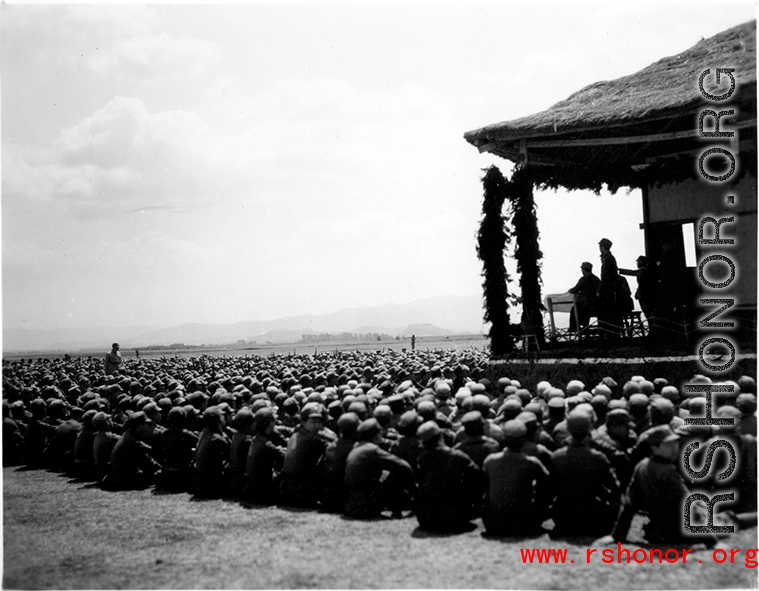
465,20 -> 757,174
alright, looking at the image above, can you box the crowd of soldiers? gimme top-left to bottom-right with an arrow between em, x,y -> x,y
2,349 -> 756,547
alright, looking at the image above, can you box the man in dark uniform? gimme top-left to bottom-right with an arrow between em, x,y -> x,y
415,420 -> 484,533
102,411 -> 161,490
550,411 -> 620,537
343,418 -> 415,519
157,407 -> 198,492
24,399 -> 55,468
228,408 -> 255,497
243,408 -> 286,505
619,255 -> 659,320
92,412 -> 119,482
193,406 -> 231,498
72,409 -> 99,480
602,425 -> 719,548
483,420 -> 552,536
321,412 -> 360,513
591,408 -> 637,490
567,261 -> 601,331
278,402 -> 330,508
453,411 -> 500,468
389,410 -> 424,476
596,238 -> 623,339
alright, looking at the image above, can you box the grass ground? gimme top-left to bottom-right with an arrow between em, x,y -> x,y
3,467 -> 757,589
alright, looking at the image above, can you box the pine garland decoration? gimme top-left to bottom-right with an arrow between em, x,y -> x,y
508,165 -> 545,334
476,166 -> 514,355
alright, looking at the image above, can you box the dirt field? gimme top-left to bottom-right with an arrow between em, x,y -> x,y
3,467 -> 757,590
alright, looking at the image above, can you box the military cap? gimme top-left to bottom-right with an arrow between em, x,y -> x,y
566,380 -> 585,396
547,388 -> 565,400
502,419 -> 528,448
126,410 -> 153,430
592,384 -> 612,400
253,407 -> 276,432
738,376 -> 756,394
233,408 -> 255,430
566,411 -> 592,438
605,408 -> 631,426
660,385 -> 680,403
300,402 -> 325,421
356,418 -> 382,441
536,381 -> 552,398
647,425 -> 679,447
737,393 -> 757,414
434,381 -> 452,398
650,398 -> 675,422
461,410 -> 484,427
524,401 -> 543,417
629,393 -> 649,407
167,406 -> 186,427
516,410 -> 538,427
337,412 -> 361,438
92,412 -> 110,430
83,398 -> 104,412
416,420 -> 441,443
396,410 -> 422,435
373,405 -> 392,420
580,261 -> 593,271
548,397 -> 566,409
598,238 -> 613,249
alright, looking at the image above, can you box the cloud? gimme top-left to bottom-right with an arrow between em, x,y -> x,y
88,33 -> 221,80
0,5 -> 160,68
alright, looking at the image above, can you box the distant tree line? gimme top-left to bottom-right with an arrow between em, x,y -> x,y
299,332 -> 396,343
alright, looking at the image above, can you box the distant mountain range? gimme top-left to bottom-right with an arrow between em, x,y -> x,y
3,295 -> 485,353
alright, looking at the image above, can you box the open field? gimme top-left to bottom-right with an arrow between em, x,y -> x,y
3,467 -> 758,590
2,334 -> 490,361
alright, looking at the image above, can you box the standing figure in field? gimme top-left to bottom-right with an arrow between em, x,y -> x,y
567,262 -> 601,332
104,343 -> 123,376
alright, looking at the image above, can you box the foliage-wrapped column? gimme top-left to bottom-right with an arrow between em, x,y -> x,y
508,165 -> 544,339
476,166 -> 513,355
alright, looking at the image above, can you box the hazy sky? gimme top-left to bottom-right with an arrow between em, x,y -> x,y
2,2 -> 755,331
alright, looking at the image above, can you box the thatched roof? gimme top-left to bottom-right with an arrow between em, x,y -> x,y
465,21 -> 757,192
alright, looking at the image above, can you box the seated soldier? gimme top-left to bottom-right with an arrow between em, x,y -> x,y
567,262 -> 601,331
72,409 -> 99,481
415,421 -> 484,533
600,425 -> 720,548
102,411 -> 162,491
193,406 -> 231,498
389,410 -> 424,477
228,408 -> 255,497
157,407 -> 198,492
243,408 -> 286,505
278,403 -> 330,508
453,411 -> 500,468
483,420 -> 551,536
343,418 -> 415,519
320,412 -> 360,513
550,411 -> 620,537
92,412 -> 119,482
24,399 -> 55,469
